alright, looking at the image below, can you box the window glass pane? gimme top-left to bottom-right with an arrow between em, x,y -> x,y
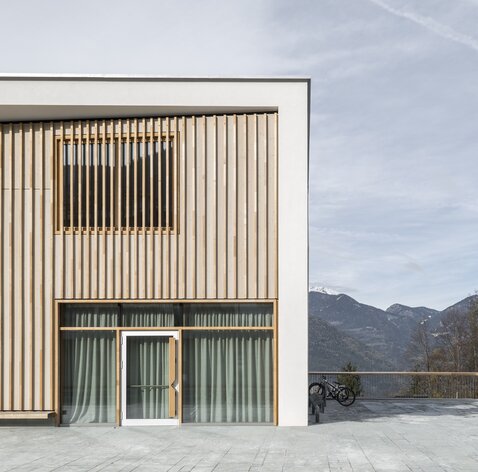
183,303 -> 273,327
182,331 -> 273,423
126,336 -> 170,419
61,132 -> 175,232
122,304 -> 179,327
61,331 -> 116,424
61,304 -> 119,327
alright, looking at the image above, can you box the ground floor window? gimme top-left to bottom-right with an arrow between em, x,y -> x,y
59,302 -> 275,425
182,331 -> 273,423
61,331 -> 116,424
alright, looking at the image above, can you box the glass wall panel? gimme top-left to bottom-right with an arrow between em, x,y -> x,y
62,304 -> 119,327
183,303 -> 273,327
122,304 -> 179,327
182,331 -> 273,423
126,336 -> 170,419
61,331 -> 116,424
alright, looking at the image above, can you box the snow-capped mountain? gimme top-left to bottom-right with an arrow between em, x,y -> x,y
309,285 -> 340,296
308,290 -> 478,370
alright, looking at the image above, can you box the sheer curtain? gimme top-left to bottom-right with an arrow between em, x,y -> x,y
183,303 -> 273,327
182,331 -> 273,423
122,304 -> 177,327
62,304 -> 119,327
126,336 -> 170,419
62,331 -> 116,424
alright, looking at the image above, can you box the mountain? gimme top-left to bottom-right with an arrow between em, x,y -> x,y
441,295 -> 478,316
309,291 -> 424,368
308,290 -> 478,371
385,304 -> 441,329
308,315 -> 395,371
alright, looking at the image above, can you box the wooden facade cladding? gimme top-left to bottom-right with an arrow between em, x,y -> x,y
0,113 -> 278,412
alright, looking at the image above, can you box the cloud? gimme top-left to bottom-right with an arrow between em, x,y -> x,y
367,0 -> 478,52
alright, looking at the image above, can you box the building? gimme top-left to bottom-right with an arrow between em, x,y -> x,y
0,76 -> 309,426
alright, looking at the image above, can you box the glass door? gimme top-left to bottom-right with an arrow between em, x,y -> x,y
121,331 -> 179,426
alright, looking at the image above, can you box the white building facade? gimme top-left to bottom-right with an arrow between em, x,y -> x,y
0,76 -> 309,426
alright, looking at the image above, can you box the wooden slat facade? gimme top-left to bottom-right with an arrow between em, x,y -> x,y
0,113 -> 278,412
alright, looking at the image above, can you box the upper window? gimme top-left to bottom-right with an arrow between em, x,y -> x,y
56,125 -> 176,233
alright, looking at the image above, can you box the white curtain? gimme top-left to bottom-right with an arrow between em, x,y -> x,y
122,304 -> 177,327
62,304 -> 119,327
183,303 -> 272,327
126,336 -> 170,419
182,331 -> 273,423
62,331 -> 116,424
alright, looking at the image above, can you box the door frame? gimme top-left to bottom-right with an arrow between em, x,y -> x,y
120,330 -> 179,426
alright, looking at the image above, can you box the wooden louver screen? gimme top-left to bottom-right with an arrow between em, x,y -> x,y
56,119 -> 175,233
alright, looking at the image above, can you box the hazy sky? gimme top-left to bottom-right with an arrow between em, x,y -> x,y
1,0 -> 477,310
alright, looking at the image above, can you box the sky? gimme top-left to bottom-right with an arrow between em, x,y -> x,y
1,0 -> 477,310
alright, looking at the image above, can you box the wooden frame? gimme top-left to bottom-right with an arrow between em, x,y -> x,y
53,130 -> 178,235
120,330 -> 179,426
55,299 -> 278,426
0,112 -> 279,417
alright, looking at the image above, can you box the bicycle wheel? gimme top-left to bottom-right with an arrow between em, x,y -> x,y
309,382 -> 324,396
337,387 -> 355,406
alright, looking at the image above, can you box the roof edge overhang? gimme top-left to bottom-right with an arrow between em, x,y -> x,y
0,73 -> 311,84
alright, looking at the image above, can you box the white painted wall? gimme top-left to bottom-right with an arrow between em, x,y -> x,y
0,76 -> 310,426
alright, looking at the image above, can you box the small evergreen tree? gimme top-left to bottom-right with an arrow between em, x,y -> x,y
337,362 -> 363,397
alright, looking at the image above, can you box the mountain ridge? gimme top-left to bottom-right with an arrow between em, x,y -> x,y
308,291 -> 478,371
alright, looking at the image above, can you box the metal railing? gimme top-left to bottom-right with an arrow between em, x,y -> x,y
309,372 -> 478,399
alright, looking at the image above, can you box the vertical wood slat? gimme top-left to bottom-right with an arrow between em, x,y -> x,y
0,125 -> 2,409
110,120 -> 115,299
254,114 -> 259,299
180,116 -> 186,299
126,119 -> 131,298
244,115 -> 248,299
94,121 -> 99,298
149,118 -> 154,298
192,116 -> 196,299
9,124 -> 14,409
213,115 -> 218,298
29,123 -> 34,410
133,119 -> 138,298
165,118 -> 171,299
174,117 -> 179,299
19,123 -> 24,410
102,120 -> 107,298
117,120 -> 123,298
78,122 -> 83,298
274,113 -> 279,298
265,115 -> 269,299
0,113 -> 278,413
141,119 -> 146,298
201,116 -> 206,298
156,118 -> 164,298
69,122 -> 74,299
85,121 -> 91,299
233,114 -> 238,298
50,122 -> 55,409
39,123 -> 45,410
222,115 -> 228,298
59,123 -> 65,299
0,124 -> 3,411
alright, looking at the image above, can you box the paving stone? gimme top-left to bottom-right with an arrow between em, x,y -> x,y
1,400 -> 478,472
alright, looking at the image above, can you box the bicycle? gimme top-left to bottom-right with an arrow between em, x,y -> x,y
309,376 -> 356,407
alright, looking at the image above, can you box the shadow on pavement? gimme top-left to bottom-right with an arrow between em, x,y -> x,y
309,399 -> 478,425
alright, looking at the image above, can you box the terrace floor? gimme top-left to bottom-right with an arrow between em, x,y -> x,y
1,400 -> 478,472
